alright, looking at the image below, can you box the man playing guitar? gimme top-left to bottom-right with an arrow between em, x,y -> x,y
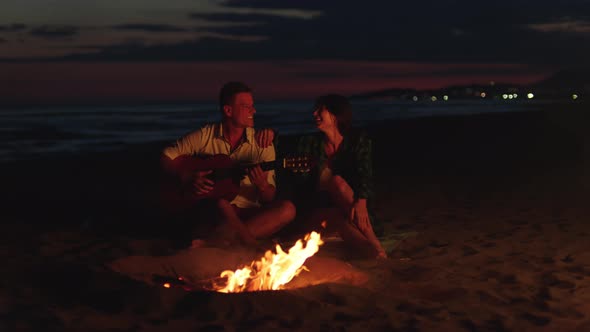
161,82 -> 296,247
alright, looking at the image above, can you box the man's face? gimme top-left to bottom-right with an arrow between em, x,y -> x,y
226,92 -> 255,128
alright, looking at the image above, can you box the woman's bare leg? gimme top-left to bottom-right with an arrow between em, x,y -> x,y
326,176 -> 386,257
305,206 -> 381,257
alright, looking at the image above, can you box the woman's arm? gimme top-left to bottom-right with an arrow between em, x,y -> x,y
349,133 -> 374,231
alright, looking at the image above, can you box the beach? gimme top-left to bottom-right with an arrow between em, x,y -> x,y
1,105 -> 589,331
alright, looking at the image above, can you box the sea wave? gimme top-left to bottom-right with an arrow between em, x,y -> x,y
0,100 -> 545,162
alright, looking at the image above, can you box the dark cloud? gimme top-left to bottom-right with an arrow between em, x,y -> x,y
297,65 -> 546,80
196,0 -> 590,65
0,23 -> 27,32
55,37 -> 267,62
223,1 -> 588,33
3,1 -> 590,65
0,38 -> 6,43
223,0 -> 588,17
223,0 -> 324,10
29,25 -> 79,39
189,13 -> 278,22
188,12 -> 316,41
112,24 -> 189,33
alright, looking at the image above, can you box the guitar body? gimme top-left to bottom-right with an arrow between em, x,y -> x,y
161,154 -> 241,210
187,154 -> 241,202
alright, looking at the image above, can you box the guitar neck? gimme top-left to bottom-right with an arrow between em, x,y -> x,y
209,159 -> 283,181
252,159 -> 282,171
256,157 -> 313,173
205,160 -> 272,181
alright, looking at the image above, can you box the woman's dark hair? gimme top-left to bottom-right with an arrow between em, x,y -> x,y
315,94 -> 352,134
219,81 -> 252,111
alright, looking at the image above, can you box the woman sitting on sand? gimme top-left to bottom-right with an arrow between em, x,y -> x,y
292,94 -> 386,259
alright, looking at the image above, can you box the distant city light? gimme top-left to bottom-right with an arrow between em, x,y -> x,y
502,94 -> 508,100
480,92 -> 486,98
572,94 -> 578,100
508,94 -> 514,100
443,95 -> 449,101
513,93 -> 518,98
412,96 -> 418,102
527,93 -> 534,99
431,96 -> 437,102
490,81 -> 496,86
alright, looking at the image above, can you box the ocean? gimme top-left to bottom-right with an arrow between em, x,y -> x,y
0,99 -> 547,162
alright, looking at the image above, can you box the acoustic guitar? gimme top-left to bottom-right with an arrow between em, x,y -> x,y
161,154 -> 314,209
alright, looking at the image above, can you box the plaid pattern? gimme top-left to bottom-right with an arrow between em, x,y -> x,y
296,130 -> 374,200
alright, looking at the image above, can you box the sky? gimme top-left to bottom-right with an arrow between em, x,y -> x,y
1,0 -> 589,105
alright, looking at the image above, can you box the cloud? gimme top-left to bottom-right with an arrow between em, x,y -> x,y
528,19 -> 590,33
216,0 -> 590,37
0,38 -> 6,43
0,23 -> 27,32
29,25 -> 79,39
222,0 -> 325,10
189,12 -> 290,23
295,63 -> 546,80
193,5 -> 322,19
112,24 -> 189,33
54,36 -> 269,62
187,12 -> 318,40
191,0 -> 590,65
2,0 -> 590,65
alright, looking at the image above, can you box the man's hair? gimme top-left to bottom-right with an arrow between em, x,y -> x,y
315,94 -> 352,134
219,81 -> 252,111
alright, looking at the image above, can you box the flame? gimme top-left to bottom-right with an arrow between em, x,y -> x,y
214,231 -> 324,293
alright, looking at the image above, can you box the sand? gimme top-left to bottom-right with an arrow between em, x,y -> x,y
1,106 -> 589,331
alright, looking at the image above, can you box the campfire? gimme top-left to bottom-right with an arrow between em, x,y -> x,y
214,231 -> 324,293
153,231 -> 324,292
109,228 -> 370,293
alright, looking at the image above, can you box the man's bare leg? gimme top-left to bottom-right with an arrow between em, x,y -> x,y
243,200 -> 296,238
191,199 -> 294,248
214,199 -> 257,245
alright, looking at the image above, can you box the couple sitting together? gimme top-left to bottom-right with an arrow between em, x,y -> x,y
161,81 -> 386,259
